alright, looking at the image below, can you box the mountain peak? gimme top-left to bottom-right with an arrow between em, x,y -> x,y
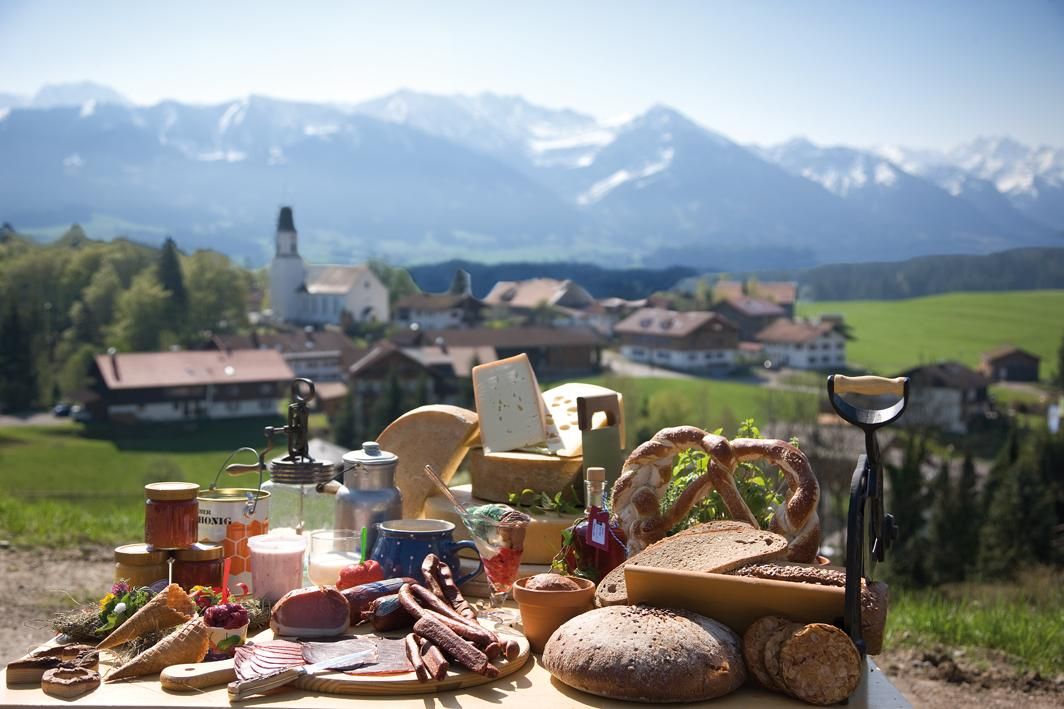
31,81 -> 130,108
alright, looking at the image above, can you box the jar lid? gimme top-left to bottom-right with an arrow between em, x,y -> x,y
114,543 -> 169,564
145,482 -> 200,501
173,542 -> 224,561
342,441 -> 398,467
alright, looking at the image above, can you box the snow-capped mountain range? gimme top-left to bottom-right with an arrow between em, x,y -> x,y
0,82 -> 1060,269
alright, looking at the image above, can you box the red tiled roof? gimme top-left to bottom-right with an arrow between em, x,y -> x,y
614,307 -> 737,338
755,318 -> 838,344
719,296 -> 786,318
714,280 -> 797,305
95,350 -> 294,390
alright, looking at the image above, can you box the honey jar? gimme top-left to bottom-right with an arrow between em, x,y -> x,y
144,482 -> 200,549
114,543 -> 170,587
172,543 -> 225,590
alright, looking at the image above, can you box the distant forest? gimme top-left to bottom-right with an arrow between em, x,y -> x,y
410,247 -> 1064,302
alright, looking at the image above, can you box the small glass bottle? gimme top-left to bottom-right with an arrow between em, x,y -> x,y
172,543 -> 225,590
561,467 -> 627,582
144,482 -> 200,549
114,543 -> 170,587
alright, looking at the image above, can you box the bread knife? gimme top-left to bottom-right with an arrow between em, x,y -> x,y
227,648 -> 376,701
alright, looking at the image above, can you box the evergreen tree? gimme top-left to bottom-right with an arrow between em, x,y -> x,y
977,465 -> 1028,579
925,457 -> 963,585
885,433 -> 929,586
157,236 -> 188,330
1056,328 -> 1064,389
955,450 -> 980,577
367,369 -> 406,439
331,391 -> 358,450
0,306 -> 39,412
448,269 -> 471,296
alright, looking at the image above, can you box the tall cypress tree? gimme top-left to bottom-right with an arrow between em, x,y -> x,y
885,433 -> 929,586
955,450 -> 980,577
925,457 -> 962,585
0,306 -> 38,411
157,236 -> 188,332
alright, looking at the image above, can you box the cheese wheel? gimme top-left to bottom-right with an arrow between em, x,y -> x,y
376,405 -> 480,518
423,484 -> 577,565
468,448 -> 583,504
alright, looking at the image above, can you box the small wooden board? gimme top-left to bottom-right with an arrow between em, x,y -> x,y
625,565 -> 845,634
161,620 -> 529,697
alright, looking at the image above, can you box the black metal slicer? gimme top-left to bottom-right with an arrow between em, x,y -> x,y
827,374 -> 909,657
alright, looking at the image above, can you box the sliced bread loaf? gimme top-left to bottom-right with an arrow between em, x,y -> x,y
595,521 -> 788,606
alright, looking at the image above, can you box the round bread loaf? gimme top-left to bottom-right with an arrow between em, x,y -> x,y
779,623 -> 861,705
762,621 -> 804,691
542,605 -> 746,703
525,573 -> 581,591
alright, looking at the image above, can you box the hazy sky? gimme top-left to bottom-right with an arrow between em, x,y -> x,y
2,0 -> 1063,149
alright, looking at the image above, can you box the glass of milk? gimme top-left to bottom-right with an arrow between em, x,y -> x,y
307,530 -> 361,586
247,534 -> 307,604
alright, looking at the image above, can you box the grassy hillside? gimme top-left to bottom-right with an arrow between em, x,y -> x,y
799,290 -> 1064,380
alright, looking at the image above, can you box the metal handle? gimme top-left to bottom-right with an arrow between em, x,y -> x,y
228,666 -> 302,701
212,447 -> 266,515
833,375 -> 906,397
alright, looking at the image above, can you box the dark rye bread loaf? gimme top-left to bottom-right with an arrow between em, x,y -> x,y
595,521 -> 789,606
542,605 -> 746,703
730,562 -> 889,654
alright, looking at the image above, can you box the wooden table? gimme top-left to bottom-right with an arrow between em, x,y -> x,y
2,655 -> 909,708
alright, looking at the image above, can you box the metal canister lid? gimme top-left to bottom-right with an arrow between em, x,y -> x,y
267,454 -> 337,485
173,542 -> 224,562
144,481 -> 200,501
114,543 -> 169,565
342,441 -> 398,467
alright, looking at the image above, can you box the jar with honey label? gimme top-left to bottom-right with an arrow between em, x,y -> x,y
114,543 -> 170,587
172,543 -> 225,590
144,482 -> 200,549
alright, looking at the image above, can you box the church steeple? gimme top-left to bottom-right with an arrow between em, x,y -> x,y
275,206 -> 299,257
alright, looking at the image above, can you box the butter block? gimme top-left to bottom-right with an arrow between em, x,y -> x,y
423,484 -> 577,565
468,447 -> 584,504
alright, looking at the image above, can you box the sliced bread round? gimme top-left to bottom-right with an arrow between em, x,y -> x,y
542,604 -> 746,703
595,522 -> 788,606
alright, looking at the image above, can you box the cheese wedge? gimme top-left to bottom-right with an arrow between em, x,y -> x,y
424,485 -> 577,565
538,382 -> 626,457
472,354 -> 549,453
376,404 -> 480,518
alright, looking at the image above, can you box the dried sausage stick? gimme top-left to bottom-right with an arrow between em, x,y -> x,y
396,583 -> 426,621
421,555 -> 446,599
414,637 -> 450,681
413,615 -> 490,675
404,633 -> 430,682
408,583 -> 473,626
502,639 -> 520,661
422,609 -> 499,648
434,556 -> 477,620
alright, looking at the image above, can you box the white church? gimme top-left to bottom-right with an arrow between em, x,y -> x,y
268,207 -> 390,326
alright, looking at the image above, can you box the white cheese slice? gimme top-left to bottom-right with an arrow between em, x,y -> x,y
539,383 -> 625,457
472,353 -> 549,453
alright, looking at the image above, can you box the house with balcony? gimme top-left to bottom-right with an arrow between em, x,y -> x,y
754,318 -> 847,370
614,307 -> 739,373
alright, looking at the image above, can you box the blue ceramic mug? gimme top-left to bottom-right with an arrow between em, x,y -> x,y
370,519 -> 483,586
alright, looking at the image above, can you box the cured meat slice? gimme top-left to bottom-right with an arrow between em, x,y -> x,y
301,638 -> 378,670
233,640 -> 304,682
344,638 -> 413,676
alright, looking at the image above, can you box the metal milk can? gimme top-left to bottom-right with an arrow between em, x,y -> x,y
336,441 -> 404,554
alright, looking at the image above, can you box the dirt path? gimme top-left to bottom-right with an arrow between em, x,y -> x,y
1,546 -> 1060,708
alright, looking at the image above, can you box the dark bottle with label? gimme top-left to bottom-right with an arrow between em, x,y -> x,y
561,466 -> 627,582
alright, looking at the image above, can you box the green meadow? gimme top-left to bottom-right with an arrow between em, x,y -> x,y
798,290 -> 1064,380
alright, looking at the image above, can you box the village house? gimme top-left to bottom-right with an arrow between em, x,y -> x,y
713,280 -> 798,317
754,318 -> 847,370
979,345 -> 1041,382
392,293 -> 485,330
87,349 -> 294,423
269,207 -> 390,326
391,325 -> 603,379
614,307 -> 739,373
896,361 -> 992,434
712,296 -> 788,341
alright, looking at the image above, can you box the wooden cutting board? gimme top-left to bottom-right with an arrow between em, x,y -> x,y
160,620 -> 530,696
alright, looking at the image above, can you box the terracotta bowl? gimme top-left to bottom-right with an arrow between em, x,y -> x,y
512,575 -> 596,653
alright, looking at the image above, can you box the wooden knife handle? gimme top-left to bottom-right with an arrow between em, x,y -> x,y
159,658 -> 236,691
227,667 -> 302,701
832,375 -> 906,397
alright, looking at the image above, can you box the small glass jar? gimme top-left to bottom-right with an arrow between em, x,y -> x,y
144,482 -> 200,549
172,543 -> 225,590
114,543 -> 170,587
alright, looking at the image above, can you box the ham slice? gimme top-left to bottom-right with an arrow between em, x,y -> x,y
270,587 -> 350,638
234,640 -> 305,681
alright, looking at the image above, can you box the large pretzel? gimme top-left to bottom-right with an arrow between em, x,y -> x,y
610,426 -> 821,561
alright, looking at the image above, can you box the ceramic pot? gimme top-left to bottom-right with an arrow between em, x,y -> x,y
512,575 -> 596,653
206,622 -> 248,657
